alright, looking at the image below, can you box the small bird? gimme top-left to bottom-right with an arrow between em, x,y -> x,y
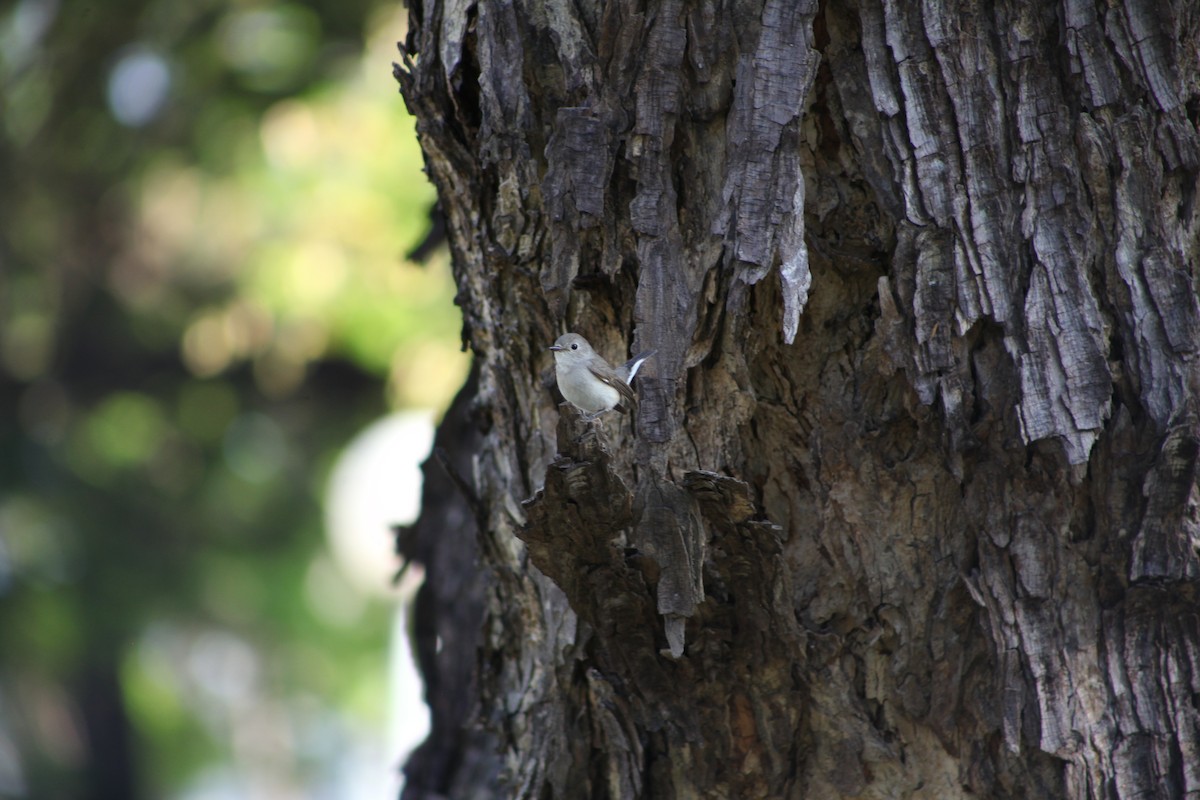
549,333 -> 655,418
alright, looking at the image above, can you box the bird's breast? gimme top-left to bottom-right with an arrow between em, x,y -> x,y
556,364 -> 620,413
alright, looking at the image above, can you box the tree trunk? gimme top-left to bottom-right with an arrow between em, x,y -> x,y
395,0 -> 1200,797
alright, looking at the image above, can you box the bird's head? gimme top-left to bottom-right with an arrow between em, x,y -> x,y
549,333 -> 594,363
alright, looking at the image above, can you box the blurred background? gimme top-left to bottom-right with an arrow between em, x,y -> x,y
0,0 -> 466,797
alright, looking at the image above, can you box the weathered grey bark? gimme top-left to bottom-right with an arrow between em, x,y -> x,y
396,0 -> 1200,797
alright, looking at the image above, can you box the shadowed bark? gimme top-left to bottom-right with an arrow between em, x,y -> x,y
396,0 -> 1200,797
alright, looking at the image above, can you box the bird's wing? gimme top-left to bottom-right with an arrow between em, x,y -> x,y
589,364 -> 637,412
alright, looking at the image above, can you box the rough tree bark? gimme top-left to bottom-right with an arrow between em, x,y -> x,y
395,0 -> 1200,797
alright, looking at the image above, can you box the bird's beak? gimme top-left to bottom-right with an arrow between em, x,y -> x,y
549,345 -> 563,351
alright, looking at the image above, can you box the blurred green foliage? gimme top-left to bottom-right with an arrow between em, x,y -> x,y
0,0 -> 463,796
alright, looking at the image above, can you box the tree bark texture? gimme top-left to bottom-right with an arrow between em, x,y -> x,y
396,0 -> 1200,797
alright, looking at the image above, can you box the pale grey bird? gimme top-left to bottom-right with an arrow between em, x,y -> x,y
549,333 -> 655,417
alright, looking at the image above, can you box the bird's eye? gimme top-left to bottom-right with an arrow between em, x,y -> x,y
570,343 -> 578,350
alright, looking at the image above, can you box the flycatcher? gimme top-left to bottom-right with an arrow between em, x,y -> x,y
549,333 -> 654,417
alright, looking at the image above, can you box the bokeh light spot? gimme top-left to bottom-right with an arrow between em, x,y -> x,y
1,312 -> 52,380
261,100 -> 320,171
0,495 -> 73,590
222,413 -> 288,484
107,47 -> 172,127
84,392 -> 168,468
181,302 -> 274,378
177,380 -> 239,444
216,6 -> 318,92
182,312 -> 232,377
186,630 -> 258,704
1,0 -> 59,72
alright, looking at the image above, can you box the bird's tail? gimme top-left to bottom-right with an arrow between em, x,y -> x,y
623,350 -> 656,381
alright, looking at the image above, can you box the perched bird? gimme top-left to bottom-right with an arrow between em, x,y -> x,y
549,333 -> 655,417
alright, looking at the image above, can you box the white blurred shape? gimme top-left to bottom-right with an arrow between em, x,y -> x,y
389,600 -> 430,793
187,630 -> 259,704
324,411 -> 433,597
107,47 -> 171,127
2,0 -> 59,70
324,411 -> 435,795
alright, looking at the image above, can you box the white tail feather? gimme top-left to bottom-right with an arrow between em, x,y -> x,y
623,350 -> 656,382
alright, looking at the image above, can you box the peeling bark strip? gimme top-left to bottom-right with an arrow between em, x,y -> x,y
1131,415 -> 1200,582
398,0 -> 1200,797
714,0 -> 820,343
